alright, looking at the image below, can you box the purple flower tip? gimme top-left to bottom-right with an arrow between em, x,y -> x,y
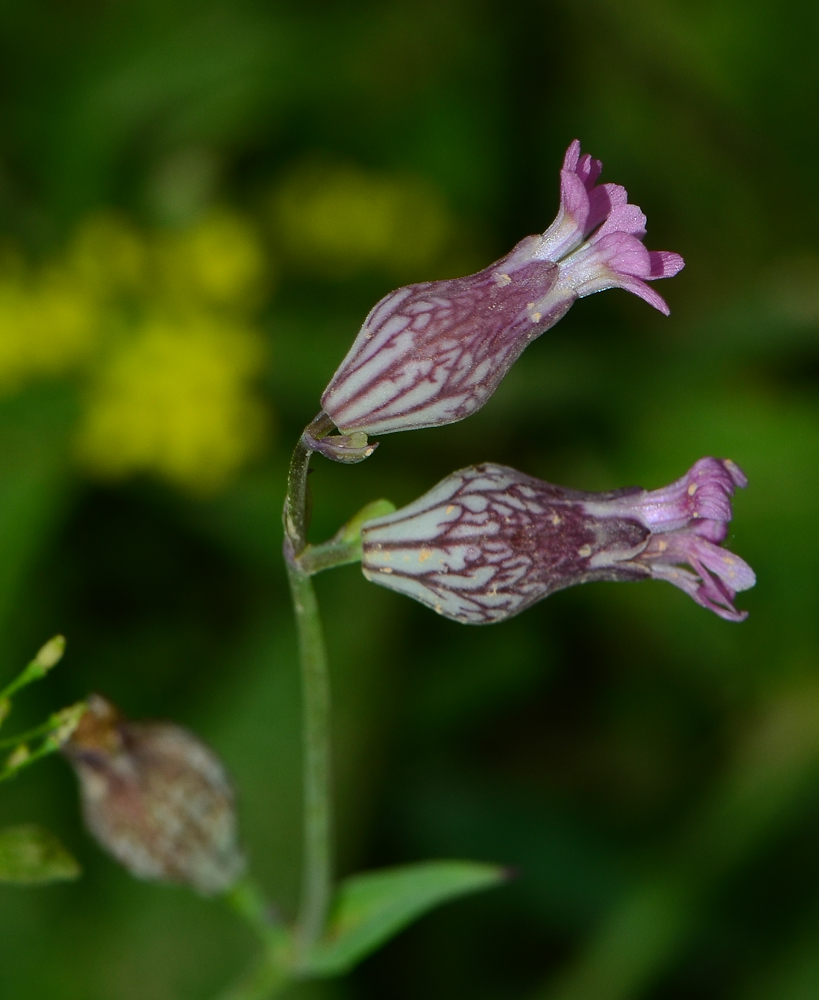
360,457 -> 753,625
535,140 -> 685,316
320,141 -> 685,438
630,457 -> 755,621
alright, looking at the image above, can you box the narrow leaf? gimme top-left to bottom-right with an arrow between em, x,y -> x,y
0,825 -> 81,884
306,859 -> 507,975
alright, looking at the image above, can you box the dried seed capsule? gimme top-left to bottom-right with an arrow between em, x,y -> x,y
63,695 -> 244,895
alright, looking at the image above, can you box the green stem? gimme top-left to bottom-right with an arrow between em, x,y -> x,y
283,412 -> 334,557
296,537 -> 362,576
0,720 -> 54,750
218,880 -> 292,1000
287,562 -> 333,963
0,635 -> 65,705
283,412 -> 336,965
225,878 -> 290,949
0,737 -> 59,783
218,410 -> 345,1000
216,947 -> 290,1000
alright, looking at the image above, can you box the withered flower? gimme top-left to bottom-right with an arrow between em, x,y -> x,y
63,695 -> 243,895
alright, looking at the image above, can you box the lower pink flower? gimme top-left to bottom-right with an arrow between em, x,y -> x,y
360,458 -> 754,624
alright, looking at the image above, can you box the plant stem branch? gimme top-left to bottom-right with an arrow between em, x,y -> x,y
216,949 -> 289,1000
283,411 -> 336,966
287,562 -> 333,963
295,537 -> 362,576
218,879 -> 292,1000
284,412 -> 334,558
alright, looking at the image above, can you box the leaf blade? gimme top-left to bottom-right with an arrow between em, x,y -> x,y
306,859 -> 507,976
0,825 -> 81,885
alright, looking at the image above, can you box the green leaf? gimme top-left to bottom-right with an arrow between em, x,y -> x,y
339,498 -> 397,544
0,825 -> 81,885
306,860 -> 508,976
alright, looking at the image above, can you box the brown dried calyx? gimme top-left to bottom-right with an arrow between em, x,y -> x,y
63,694 -> 244,895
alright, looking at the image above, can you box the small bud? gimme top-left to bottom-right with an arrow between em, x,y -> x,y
34,635 -> 66,671
321,141 -> 683,438
62,695 -> 244,895
49,703 -> 88,747
360,459 -> 753,624
6,745 -> 30,769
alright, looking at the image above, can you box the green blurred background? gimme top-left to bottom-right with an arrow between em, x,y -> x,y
0,0 -> 817,997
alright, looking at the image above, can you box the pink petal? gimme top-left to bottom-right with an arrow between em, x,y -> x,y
694,581 -> 749,622
563,140 -> 582,172
648,251 -> 685,278
691,538 -> 756,592
595,203 -> 648,240
594,232 -> 652,277
576,152 -> 603,189
559,169 -> 591,231
691,519 -> 730,543
652,564 -> 748,622
722,459 -> 748,489
614,274 -> 671,315
586,183 -> 628,234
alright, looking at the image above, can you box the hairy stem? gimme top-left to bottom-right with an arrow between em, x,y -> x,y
288,564 -> 333,961
284,411 -> 334,558
283,412 -> 335,964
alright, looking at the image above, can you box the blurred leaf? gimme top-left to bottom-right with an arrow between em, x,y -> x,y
0,825 -> 80,885
306,860 -> 508,975
535,679 -> 819,1000
0,390 -> 75,660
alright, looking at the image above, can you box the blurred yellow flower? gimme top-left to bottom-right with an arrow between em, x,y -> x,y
74,316 -> 268,494
0,267 -> 100,391
65,213 -> 148,298
0,206 -> 275,493
154,210 -> 269,309
271,162 -> 452,279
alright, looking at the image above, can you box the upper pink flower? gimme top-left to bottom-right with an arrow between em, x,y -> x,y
533,141 -> 684,315
320,141 -> 684,439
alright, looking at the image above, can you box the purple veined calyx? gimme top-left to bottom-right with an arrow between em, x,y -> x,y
359,458 -> 755,625
320,140 -> 684,441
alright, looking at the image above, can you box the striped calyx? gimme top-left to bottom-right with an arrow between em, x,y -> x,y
360,459 -> 754,624
320,140 -> 683,439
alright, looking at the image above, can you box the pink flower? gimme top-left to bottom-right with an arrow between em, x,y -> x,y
360,458 -> 753,624
534,140 -> 684,314
320,141 -> 684,439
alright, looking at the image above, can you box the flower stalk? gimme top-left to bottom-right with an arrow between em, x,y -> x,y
286,560 -> 333,962
282,417 -> 394,976
218,879 -> 293,1000
282,414 -> 339,967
